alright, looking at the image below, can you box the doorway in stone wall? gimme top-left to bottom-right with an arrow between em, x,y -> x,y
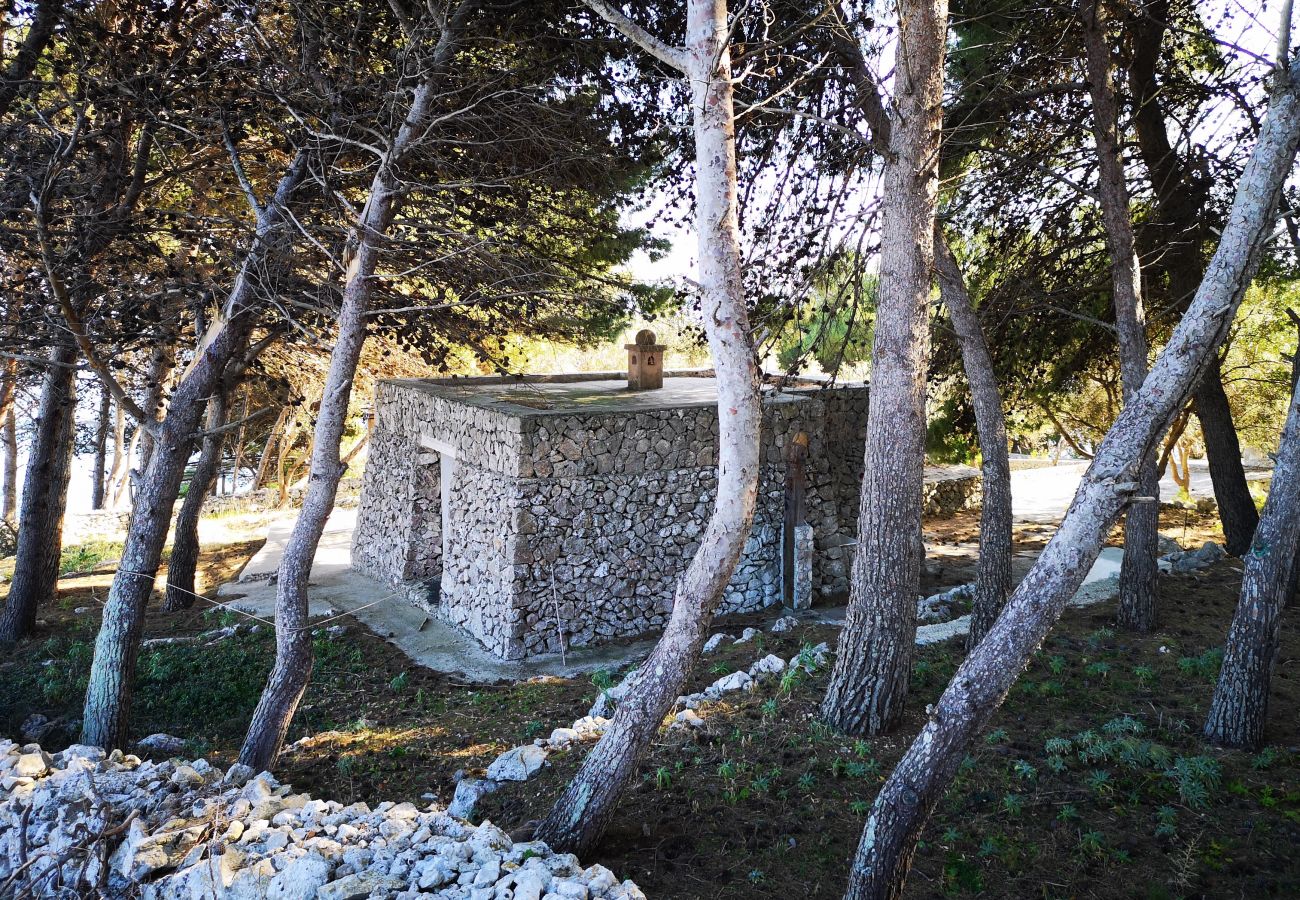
405,450 -> 444,605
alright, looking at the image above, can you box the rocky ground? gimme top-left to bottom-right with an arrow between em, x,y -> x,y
0,740 -> 642,899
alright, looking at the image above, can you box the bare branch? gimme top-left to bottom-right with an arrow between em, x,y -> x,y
582,1 -> 689,73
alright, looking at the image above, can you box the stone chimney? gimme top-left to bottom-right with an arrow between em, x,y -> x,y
626,329 -> 666,390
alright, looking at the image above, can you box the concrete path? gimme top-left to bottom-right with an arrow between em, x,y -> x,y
217,507 -> 666,682
1010,457 -> 1271,523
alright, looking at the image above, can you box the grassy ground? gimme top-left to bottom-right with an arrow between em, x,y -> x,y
2,509 -> 1296,898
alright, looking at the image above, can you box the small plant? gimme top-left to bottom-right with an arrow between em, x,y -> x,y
1049,654 -> 1067,675
1056,803 -> 1079,822
1154,805 -> 1178,839
984,727 -> 1009,745
717,760 -> 737,780
941,826 -> 961,843
778,669 -> 802,694
853,739 -> 871,758
1165,755 -> 1221,809
654,767 -> 672,790
1044,736 -> 1073,755
1252,747 -> 1280,770
760,698 -> 778,718
1078,830 -> 1105,856
797,771 -> 816,791
1087,627 -> 1115,647
1177,648 -> 1224,681
1085,661 -> 1111,679
388,671 -> 409,692
1001,792 -> 1024,816
1046,755 -> 1069,775
1086,769 -> 1112,795
1134,665 -> 1155,684
522,720 -> 544,740
849,799 -> 870,815
590,669 -> 616,691
1103,716 -> 1144,735
708,661 -> 733,676
1012,759 -> 1037,782
747,870 -> 766,885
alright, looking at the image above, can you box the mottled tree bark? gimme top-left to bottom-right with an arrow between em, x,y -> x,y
821,0 -> 947,736
81,155 -> 306,749
1083,0 -> 1160,632
240,2 -> 480,770
1127,0 -> 1258,555
1203,374 -> 1300,749
0,344 -> 77,642
163,391 -> 229,612
91,383 -> 111,510
135,342 -> 174,475
531,0 -> 760,857
252,407 -> 289,491
934,234 -> 1012,649
842,62 -> 1300,899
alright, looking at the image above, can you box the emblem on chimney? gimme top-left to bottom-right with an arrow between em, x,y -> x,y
626,329 -> 666,390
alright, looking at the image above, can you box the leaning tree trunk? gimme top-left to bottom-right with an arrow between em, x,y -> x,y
91,383 -> 111,510
820,0 -> 947,736
163,389 -> 230,612
240,6 -> 478,768
841,59 -> 1300,900
1083,0 -> 1160,632
532,0 -> 761,857
252,407 -> 288,491
1203,369 -> 1300,749
1194,357 -> 1259,553
0,344 -> 77,642
934,232 -> 1013,649
81,154 -> 306,750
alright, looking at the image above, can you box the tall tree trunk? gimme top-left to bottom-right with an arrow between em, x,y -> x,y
111,426 -> 141,509
91,382 -> 111,510
841,60 -> 1300,900
136,341 -> 174,475
1204,327 -> 1300,748
1083,0 -> 1160,632
532,0 -> 761,857
229,385 -> 249,495
1128,0 -> 1258,555
1194,358 -> 1259,553
105,401 -> 126,509
240,3 -> 479,770
934,233 -> 1013,649
0,344 -> 77,642
163,389 -> 229,612
81,154 -> 306,750
820,0 -> 947,736
2,405 -> 17,528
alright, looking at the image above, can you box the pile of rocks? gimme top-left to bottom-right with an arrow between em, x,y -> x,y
0,740 -> 642,900
917,584 -> 974,623
1159,540 -> 1226,575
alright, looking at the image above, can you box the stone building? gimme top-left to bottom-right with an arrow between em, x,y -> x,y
352,350 -> 975,660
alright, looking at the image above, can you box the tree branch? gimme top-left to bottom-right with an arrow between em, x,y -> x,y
582,1 -> 689,73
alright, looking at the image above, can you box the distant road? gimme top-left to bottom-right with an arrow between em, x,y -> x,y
1010,458 -> 1271,524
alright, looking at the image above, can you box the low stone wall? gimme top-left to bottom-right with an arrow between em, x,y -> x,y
0,740 -> 642,900
922,465 -> 982,517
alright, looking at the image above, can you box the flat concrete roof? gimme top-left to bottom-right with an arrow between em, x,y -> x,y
385,371 -> 851,417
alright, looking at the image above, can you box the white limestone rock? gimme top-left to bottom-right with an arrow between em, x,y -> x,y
485,744 -> 549,782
